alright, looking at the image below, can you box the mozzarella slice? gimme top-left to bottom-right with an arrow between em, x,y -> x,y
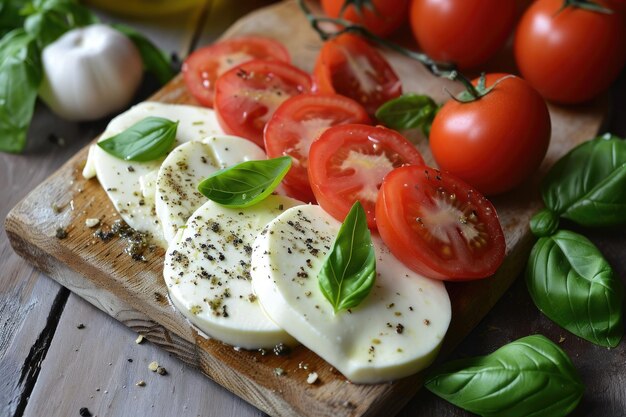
163,195 -> 303,349
89,102 -> 223,246
251,205 -> 451,383
155,136 -> 266,244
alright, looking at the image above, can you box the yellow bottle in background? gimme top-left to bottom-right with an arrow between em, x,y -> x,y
84,0 -> 205,18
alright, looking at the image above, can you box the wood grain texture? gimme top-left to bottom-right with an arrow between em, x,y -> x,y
23,293 -> 263,417
4,2 -> 608,417
0,103 -> 109,417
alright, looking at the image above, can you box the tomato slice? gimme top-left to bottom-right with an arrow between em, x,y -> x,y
214,60 -> 313,148
308,124 -> 424,228
313,34 -> 402,115
264,93 -> 371,203
182,37 -> 290,108
376,166 -> 505,280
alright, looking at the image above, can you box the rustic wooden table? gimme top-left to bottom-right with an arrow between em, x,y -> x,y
1,2 -> 625,417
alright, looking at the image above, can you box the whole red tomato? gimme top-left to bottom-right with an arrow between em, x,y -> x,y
409,0 -> 516,69
430,73 -> 551,196
515,0 -> 626,104
321,0 -> 410,37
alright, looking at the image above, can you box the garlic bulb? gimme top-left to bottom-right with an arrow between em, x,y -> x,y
39,24 -> 143,121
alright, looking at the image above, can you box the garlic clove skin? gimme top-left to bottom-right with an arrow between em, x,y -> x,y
39,24 -> 144,121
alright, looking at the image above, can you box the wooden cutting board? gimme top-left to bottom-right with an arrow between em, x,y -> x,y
5,2 -> 607,416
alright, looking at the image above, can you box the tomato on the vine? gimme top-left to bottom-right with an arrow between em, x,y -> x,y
308,124 -> 423,229
183,37 -> 290,108
514,0 -> 626,104
429,73 -> 551,196
321,0 -> 410,37
214,59 -> 312,148
409,0 -> 516,69
376,165 -> 506,280
313,34 -> 402,115
264,93 -> 371,203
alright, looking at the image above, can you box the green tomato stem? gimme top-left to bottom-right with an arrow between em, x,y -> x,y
560,0 -> 613,14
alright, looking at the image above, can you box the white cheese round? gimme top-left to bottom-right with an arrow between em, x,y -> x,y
90,102 -> 223,246
163,195 -> 303,349
155,136 -> 266,244
250,205 -> 452,383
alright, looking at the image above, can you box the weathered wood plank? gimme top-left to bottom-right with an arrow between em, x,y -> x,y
0,102 -> 105,417
23,293 -> 263,417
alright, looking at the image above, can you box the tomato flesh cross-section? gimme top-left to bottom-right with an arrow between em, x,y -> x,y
376,165 -> 505,280
308,124 -> 424,229
264,93 -> 371,203
313,34 -> 402,115
183,36 -> 290,108
214,59 -> 312,148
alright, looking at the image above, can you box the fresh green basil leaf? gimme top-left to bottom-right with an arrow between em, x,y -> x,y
529,207 -> 560,237
527,230 -> 623,347
97,117 -> 178,162
375,94 -> 438,137
110,23 -> 174,85
0,0 -> 27,37
318,201 -> 376,313
425,334 -> 584,417
23,0 -> 98,48
197,156 -> 291,208
534,134 -> 626,234
0,29 -> 42,153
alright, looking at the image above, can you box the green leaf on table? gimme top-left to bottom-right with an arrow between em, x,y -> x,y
318,201 -> 376,313
110,23 -> 174,85
425,334 -> 584,417
197,156 -> 291,208
0,29 -> 42,153
531,134 -> 626,236
98,117 -> 178,162
375,94 -> 439,137
527,229 -> 623,347
23,0 -> 99,48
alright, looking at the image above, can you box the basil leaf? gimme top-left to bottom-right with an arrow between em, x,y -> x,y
425,334 -> 584,417
318,201 -> 376,313
110,23 -> 174,85
23,0 -> 99,48
0,29 -> 42,153
197,156 -> 291,208
527,230 -> 623,347
97,117 -> 178,162
0,0 -> 27,37
532,134 -> 626,236
375,94 -> 438,137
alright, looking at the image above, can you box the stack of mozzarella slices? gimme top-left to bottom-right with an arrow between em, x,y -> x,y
84,101 -> 451,384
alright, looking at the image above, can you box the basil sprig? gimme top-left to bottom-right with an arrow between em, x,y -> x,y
98,117 -> 178,162
318,201 -> 376,313
110,23 -> 175,85
0,29 -> 42,153
531,134 -> 626,236
527,230 -> 624,348
197,156 -> 291,208
375,94 -> 439,137
425,334 -> 584,417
